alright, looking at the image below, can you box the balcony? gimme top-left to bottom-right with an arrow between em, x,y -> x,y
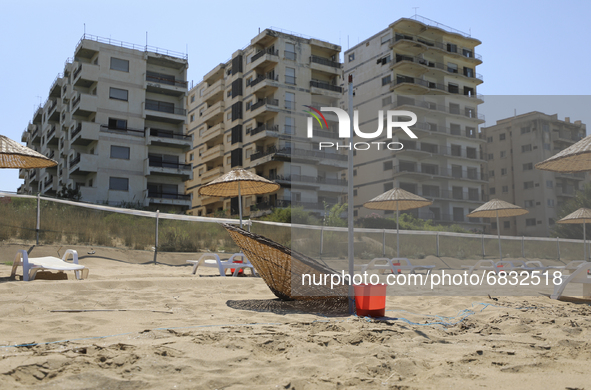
248,74 -> 279,94
146,71 -> 187,96
147,128 -> 192,149
72,93 -> 98,117
146,158 -> 192,180
390,164 -> 487,182
391,55 -> 483,84
145,99 -> 186,123
391,76 -> 451,95
200,123 -> 224,143
390,33 -> 482,64
201,78 -> 225,103
71,122 -> 100,146
200,144 -> 224,163
42,176 -> 56,194
556,172 -> 586,181
401,144 -> 484,161
29,125 -> 40,145
46,125 -> 58,146
100,124 -> 146,138
252,198 -> 336,212
248,124 -> 279,141
250,48 -> 279,70
146,191 -> 191,208
73,63 -> 99,87
310,80 -> 343,95
249,98 -> 279,117
392,98 -> 485,123
310,55 -> 342,75
200,195 -> 224,206
201,101 -> 225,123
201,166 -> 225,181
69,154 -> 99,175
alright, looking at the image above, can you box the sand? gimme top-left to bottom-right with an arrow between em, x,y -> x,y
1,243 -> 590,389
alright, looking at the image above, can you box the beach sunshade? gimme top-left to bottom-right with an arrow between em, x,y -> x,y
198,168 -> 279,227
535,134 -> 591,172
557,208 -> 591,261
363,188 -> 433,257
0,135 -> 57,169
467,199 -> 528,261
223,223 -> 349,303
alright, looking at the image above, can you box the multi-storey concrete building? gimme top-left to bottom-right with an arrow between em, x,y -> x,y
186,29 -> 346,217
19,35 -> 192,212
343,16 -> 487,229
483,112 -> 587,237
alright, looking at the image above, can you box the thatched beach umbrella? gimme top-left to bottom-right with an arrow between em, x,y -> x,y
467,199 -> 528,261
535,134 -> 591,172
557,208 -> 591,261
363,188 -> 433,257
198,168 -> 279,228
0,135 -> 57,168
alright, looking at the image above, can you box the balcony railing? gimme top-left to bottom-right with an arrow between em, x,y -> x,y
149,128 -> 191,140
250,98 -> 279,111
252,198 -> 337,211
47,125 -> 56,139
264,174 -> 347,186
100,124 -> 145,137
392,32 -> 482,61
69,156 -> 80,169
148,160 -> 191,171
394,55 -> 483,81
393,165 -> 487,181
393,98 -> 485,121
44,176 -> 53,187
250,124 -> 279,136
145,100 -> 186,115
310,80 -> 343,93
403,144 -> 483,160
250,74 -> 279,87
147,191 -> 191,200
72,94 -> 81,109
71,123 -> 82,138
146,73 -> 188,87
310,55 -> 342,68
73,65 -> 82,80
251,48 -> 278,62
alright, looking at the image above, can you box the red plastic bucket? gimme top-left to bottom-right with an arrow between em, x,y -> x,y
354,283 -> 387,317
230,259 -> 244,275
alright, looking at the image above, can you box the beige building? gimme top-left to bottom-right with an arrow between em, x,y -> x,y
19,35 -> 192,212
343,16 -> 487,229
186,29 -> 346,217
483,112 -> 587,237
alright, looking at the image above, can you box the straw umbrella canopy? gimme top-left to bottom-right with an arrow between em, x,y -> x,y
0,135 -> 57,169
467,199 -> 528,261
557,208 -> 591,261
198,168 -> 280,228
535,134 -> 591,172
363,188 -> 433,257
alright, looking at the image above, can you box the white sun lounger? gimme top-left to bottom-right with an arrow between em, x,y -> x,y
551,262 -> 591,299
462,260 -> 497,275
356,257 -> 434,274
11,249 -> 88,281
187,253 -> 257,277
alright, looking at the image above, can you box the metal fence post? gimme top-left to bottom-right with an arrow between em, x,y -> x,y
436,232 -> 440,257
481,232 -> 485,258
521,236 -> 525,258
36,193 -> 40,245
382,229 -> 386,256
248,219 -> 251,232
320,225 -> 324,255
153,210 -> 159,264
557,236 -> 560,260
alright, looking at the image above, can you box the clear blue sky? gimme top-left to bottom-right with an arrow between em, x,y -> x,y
1,0 -> 590,192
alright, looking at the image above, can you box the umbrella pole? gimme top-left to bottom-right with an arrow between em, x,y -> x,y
238,182 -> 243,229
584,222 -> 587,261
497,211 -> 502,261
396,201 -> 400,258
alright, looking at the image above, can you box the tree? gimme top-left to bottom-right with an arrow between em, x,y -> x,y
56,185 -> 82,201
552,182 -> 591,239
325,203 -> 347,227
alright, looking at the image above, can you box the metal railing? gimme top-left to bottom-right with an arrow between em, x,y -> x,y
149,128 -> 191,140
73,65 -> 82,80
69,156 -> 80,169
250,74 -> 278,87
100,124 -> 146,137
310,80 -> 343,93
250,98 -> 279,111
145,100 -> 186,116
71,123 -> 82,138
147,191 -> 191,200
402,144 -> 483,160
148,160 -> 191,171
250,124 -> 279,136
77,33 -> 188,60
264,174 -> 347,186
251,48 -> 278,62
393,97 -> 485,121
392,32 -> 482,61
393,55 -> 483,81
146,74 -> 188,87
393,164 -> 487,181
310,55 -> 342,68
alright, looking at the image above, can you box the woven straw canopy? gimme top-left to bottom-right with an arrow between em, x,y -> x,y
363,187 -> 432,211
535,134 -> 591,172
198,168 -> 279,197
558,208 -> 591,224
0,135 -> 57,169
467,199 -> 528,218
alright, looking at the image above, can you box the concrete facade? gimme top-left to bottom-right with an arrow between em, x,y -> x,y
483,112 -> 587,237
19,35 -> 192,212
343,16 -> 486,230
186,29 -> 346,217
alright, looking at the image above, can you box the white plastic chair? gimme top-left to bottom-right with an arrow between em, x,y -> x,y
11,249 -> 88,281
186,253 -> 257,277
551,262 -> 591,299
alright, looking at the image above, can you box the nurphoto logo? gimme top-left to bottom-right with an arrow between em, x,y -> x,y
304,106 -> 418,151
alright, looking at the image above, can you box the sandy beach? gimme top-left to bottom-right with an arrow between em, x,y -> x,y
1,243 -> 590,389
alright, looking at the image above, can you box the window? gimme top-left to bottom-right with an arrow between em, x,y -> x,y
348,53 -> 355,62
500,151 -> 506,158
245,100 -> 252,111
285,92 -> 295,110
383,161 -> 393,170
353,189 -> 358,196
464,67 -> 474,78
285,67 -> 296,85
524,200 -> 534,208
190,95 -> 195,103
447,63 -> 458,73
110,145 -> 130,160
522,144 -> 532,152
227,89 -> 231,97
487,153 -> 494,160
548,199 -> 555,207
110,57 -> 129,72
108,118 -> 127,130
503,221 -> 510,229
526,218 -> 536,227
189,153 -> 194,161
190,114 -> 195,122
489,170 -> 495,177
285,117 -> 294,134
487,136 -> 493,143
382,75 -> 392,85
490,187 -> 496,195
546,180 -> 553,188
199,88 -> 205,97
109,87 -> 128,101
523,163 -> 533,170
502,185 -> 508,193
448,83 -> 459,94
382,96 -> 392,106
501,168 -> 507,175
521,126 -> 531,134
380,35 -> 390,45
285,43 -> 296,60
524,181 -> 534,189
353,169 -> 357,176
549,218 -> 555,226
500,133 -> 506,141
109,177 -> 129,191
